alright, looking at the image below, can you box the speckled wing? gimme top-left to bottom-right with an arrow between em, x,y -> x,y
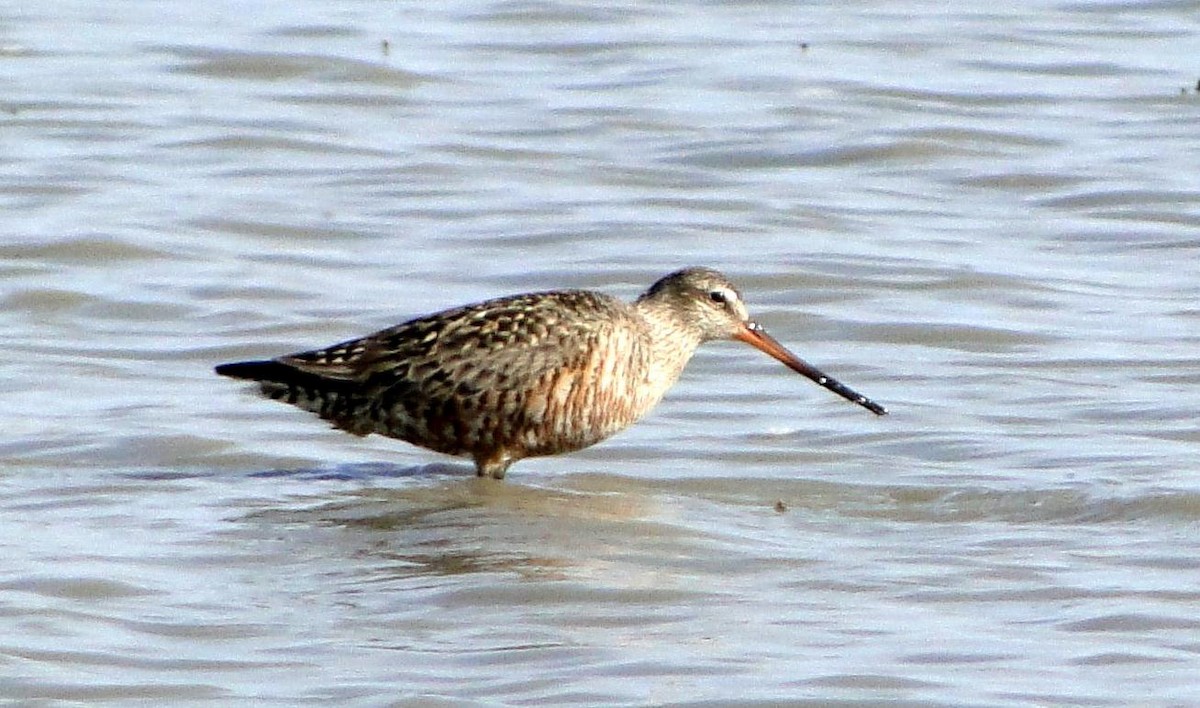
272,290 -> 643,456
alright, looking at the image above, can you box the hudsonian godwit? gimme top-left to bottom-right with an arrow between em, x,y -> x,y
216,267 -> 886,479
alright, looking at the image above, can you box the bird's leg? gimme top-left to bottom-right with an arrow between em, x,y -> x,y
474,450 -> 514,480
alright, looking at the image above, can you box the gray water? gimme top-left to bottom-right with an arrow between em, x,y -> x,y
3,0 -> 1200,705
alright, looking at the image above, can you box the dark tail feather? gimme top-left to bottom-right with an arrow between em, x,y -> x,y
216,358 -> 366,433
216,359 -> 359,395
215,359 -> 296,382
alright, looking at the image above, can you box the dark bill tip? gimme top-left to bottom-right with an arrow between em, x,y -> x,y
735,322 -> 888,416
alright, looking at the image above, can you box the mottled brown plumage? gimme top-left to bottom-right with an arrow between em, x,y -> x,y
216,267 -> 886,479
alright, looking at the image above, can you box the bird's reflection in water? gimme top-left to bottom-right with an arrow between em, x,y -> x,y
247,463 -> 660,582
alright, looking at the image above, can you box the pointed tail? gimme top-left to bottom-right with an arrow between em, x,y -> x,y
215,359 -> 356,392
215,360 -> 293,382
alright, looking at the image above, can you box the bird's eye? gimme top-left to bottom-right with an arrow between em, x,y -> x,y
709,290 -> 727,304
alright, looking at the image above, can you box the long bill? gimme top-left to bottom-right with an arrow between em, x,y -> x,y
734,322 -> 888,415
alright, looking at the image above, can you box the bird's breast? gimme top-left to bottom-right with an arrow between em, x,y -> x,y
509,325 -> 657,456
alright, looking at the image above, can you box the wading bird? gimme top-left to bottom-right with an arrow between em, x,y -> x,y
216,267 -> 886,479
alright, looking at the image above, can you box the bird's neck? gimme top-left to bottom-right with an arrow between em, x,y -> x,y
632,298 -> 704,392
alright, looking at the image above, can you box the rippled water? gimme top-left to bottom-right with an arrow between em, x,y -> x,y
4,0 -> 1200,704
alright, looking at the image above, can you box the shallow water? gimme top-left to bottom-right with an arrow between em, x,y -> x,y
3,0 -> 1200,704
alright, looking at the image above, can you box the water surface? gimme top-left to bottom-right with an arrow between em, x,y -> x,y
3,0 -> 1200,704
